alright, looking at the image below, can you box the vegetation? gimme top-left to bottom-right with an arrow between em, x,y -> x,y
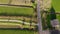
0,0 -> 37,34
0,0 -> 60,34
0,6 -> 33,17
0,22 -> 35,28
0,0 -> 9,4
0,30 -> 35,34
52,0 -> 60,22
52,0 -> 60,12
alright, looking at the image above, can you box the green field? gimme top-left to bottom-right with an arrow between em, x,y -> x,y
52,0 -> 60,12
0,30 -> 35,34
0,6 -> 33,17
0,5 -> 35,34
52,0 -> 60,21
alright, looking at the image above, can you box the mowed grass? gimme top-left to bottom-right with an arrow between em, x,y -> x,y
0,30 -> 34,34
0,6 -> 33,17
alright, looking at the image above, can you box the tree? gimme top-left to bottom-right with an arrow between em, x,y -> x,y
50,6 -> 56,20
31,0 -> 35,3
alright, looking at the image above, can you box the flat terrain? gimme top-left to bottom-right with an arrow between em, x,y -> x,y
0,30 -> 35,34
52,0 -> 60,12
0,6 -> 33,17
0,0 -> 32,6
0,0 -> 60,34
0,0 -> 9,4
52,0 -> 60,22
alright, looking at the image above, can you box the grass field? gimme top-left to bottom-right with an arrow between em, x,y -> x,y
0,0 -> 36,34
0,30 -> 35,34
52,0 -> 60,12
52,0 -> 60,22
0,6 -> 33,17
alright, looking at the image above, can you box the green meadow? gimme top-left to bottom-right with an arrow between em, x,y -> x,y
52,0 -> 60,21
52,0 -> 60,12
0,30 -> 34,34
0,6 -> 33,17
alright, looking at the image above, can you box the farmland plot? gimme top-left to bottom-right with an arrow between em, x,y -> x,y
0,6 -> 33,17
0,0 -> 9,4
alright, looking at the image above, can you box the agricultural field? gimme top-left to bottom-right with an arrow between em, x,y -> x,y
0,0 -> 32,6
0,6 -> 33,17
52,0 -> 60,22
0,0 -> 60,34
52,0 -> 60,12
0,0 -> 37,34
0,30 -> 35,34
0,0 -> 9,4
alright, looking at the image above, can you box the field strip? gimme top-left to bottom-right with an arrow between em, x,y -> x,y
0,23 -> 22,28
0,23 -> 20,25
0,19 -> 37,25
0,4 -> 33,8
0,22 -> 35,28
